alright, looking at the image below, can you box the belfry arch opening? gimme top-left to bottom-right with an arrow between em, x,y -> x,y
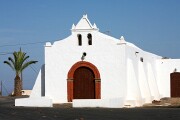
77,34 -> 82,46
67,61 -> 101,102
87,33 -> 92,45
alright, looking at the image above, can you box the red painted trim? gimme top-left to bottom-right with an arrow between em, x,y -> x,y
67,61 -> 101,102
95,81 -> 101,99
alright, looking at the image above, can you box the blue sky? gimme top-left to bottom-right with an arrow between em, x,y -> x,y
0,0 -> 180,95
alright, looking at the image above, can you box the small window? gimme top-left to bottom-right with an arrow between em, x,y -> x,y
87,33 -> 92,45
140,57 -> 143,62
77,34 -> 82,46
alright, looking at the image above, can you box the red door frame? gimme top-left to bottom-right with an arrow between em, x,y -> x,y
67,61 -> 101,102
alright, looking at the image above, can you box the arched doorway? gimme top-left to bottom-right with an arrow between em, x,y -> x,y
67,61 -> 101,102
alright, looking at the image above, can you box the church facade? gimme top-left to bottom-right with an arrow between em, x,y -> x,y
16,15 -> 180,108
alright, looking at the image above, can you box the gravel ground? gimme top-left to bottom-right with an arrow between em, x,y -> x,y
1,96 -> 180,120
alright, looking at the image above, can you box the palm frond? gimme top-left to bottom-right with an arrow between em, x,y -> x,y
22,55 -> 29,64
14,51 -> 25,73
4,61 -> 15,70
8,57 -> 15,67
21,61 -> 38,72
13,52 -> 18,63
4,50 -> 38,75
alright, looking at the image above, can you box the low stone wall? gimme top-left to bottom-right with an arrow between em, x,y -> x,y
143,97 -> 180,107
160,97 -> 180,106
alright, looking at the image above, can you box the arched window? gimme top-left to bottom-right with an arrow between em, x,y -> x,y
77,34 -> 82,46
87,33 -> 92,45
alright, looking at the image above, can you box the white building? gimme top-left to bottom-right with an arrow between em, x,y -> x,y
16,15 -> 180,108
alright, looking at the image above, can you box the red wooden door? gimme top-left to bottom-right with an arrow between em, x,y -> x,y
73,67 -> 95,99
170,72 -> 180,97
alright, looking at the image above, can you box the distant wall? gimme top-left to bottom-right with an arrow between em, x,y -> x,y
156,59 -> 180,97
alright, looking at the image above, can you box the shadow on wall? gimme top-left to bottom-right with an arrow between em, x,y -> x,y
41,64 -> 45,96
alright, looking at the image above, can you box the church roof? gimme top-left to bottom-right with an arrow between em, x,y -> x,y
71,15 -> 99,31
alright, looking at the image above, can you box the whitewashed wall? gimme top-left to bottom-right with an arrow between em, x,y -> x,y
44,30 -> 127,103
30,64 -> 45,98
124,44 -> 162,106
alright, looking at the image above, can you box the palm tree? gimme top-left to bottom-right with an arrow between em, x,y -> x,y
4,49 -> 38,96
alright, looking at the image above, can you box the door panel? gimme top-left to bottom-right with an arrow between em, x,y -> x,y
171,72 -> 180,97
73,67 -> 95,99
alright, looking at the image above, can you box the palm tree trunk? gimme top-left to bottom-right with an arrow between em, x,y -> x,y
14,75 -> 22,96
21,72 -> 23,90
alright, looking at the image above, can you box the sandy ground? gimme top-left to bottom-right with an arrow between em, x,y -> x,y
1,96 -> 180,120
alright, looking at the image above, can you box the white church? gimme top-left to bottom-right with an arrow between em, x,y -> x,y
16,15 -> 180,108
